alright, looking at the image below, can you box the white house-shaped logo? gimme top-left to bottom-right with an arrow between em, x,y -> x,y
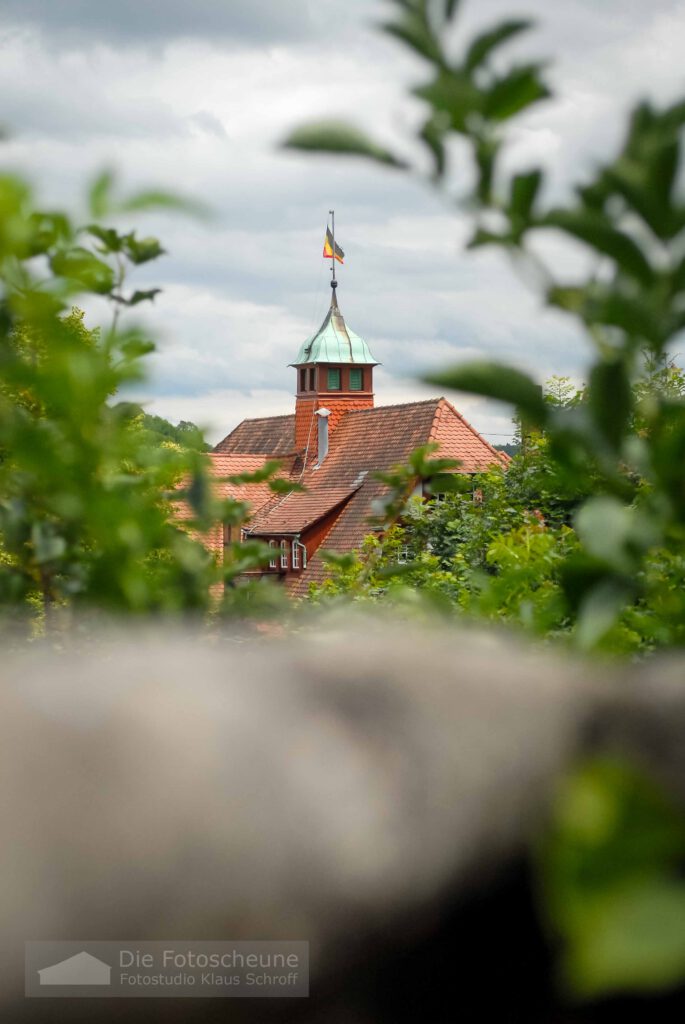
38,951 -> 111,986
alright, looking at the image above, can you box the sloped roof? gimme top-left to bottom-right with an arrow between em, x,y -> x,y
204,396 -> 506,592
430,398 -> 510,472
174,453 -> 289,558
286,398 -> 507,595
290,291 -> 378,366
214,414 -> 295,456
248,486 -> 359,535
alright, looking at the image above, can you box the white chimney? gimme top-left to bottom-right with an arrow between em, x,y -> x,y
315,407 -> 331,466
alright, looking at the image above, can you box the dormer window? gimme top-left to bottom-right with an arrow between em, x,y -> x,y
327,368 -> 341,391
349,367 -> 363,391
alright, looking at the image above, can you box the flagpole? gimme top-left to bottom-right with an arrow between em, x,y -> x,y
329,208 -> 336,292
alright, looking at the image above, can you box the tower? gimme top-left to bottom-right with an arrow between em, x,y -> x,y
291,282 -> 378,461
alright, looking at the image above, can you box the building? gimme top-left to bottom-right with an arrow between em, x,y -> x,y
203,283 -> 507,596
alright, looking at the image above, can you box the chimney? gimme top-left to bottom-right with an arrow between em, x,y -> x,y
315,407 -> 330,466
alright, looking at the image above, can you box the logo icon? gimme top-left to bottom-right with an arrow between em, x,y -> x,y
38,951 -> 111,986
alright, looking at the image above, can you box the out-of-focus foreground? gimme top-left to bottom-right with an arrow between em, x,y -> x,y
2,624 -> 685,1022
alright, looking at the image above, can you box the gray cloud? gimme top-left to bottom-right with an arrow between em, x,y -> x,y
0,0 -> 682,442
0,0 -> 366,47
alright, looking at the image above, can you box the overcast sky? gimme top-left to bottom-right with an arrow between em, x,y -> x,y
1,0 -> 683,443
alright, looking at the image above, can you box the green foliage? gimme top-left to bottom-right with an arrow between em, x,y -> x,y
290,2 -> 685,1001
287,0 -> 685,652
0,171 -> 278,635
541,759 -> 685,997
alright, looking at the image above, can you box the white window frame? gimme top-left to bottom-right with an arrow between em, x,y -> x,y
280,539 -> 288,570
292,540 -> 299,569
268,540 -> 277,569
397,544 -> 410,565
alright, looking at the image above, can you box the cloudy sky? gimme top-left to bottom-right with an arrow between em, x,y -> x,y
1,0 -> 683,443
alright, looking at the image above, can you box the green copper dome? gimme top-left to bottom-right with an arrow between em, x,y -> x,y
291,290 -> 378,366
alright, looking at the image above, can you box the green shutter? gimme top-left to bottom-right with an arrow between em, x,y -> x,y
349,368 -> 363,391
327,368 -> 341,390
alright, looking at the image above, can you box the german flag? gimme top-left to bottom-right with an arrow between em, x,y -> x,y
323,227 -> 344,264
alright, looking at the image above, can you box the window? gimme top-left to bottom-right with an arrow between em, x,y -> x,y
349,367 -> 363,391
309,367 -> 316,391
292,540 -> 299,569
280,539 -> 288,570
433,493 -> 448,503
299,368 -> 307,392
327,367 -> 341,390
268,540 -> 277,569
397,544 -> 410,565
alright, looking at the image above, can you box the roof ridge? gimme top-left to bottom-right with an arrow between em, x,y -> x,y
432,397 -> 507,462
342,398 -> 441,416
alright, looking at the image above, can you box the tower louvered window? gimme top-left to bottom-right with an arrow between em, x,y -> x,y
327,368 -> 341,390
349,368 -> 363,391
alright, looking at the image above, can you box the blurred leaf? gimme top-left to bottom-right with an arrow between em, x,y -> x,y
568,880 -> 685,996
588,359 -> 633,450
544,209 -> 654,285
118,190 -> 211,217
88,169 -> 115,218
542,758 -> 685,997
50,247 -> 115,294
483,63 -> 550,121
86,224 -> 123,252
425,361 -> 548,424
283,121 -> 408,169
464,19 -> 532,72
510,169 -> 542,222
414,72 -> 483,133
383,11 -> 443,64
122,234 -> 165,265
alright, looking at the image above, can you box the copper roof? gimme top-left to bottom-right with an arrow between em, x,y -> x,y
290,291 -> 378,367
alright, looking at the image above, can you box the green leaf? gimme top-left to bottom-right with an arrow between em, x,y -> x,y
575,579 -> 632,649
122,234 -> 165,265
88,169 -> 115,218
464,19 -> 533,72
425,361 -> 548,424
419,115 -> 447,179
509,169 -> 542,222
569,880 -> 685,996
50,247 -> 115,295
283,121 -> 408,169
588,359 -> 633,450
414,72 -> 483,133
117,190 -> 211,217
119,289 -> 162,307
382,12 -> 443,64
483,63 -> 550,122
544,209 -> 654,286
86,224 -> 123,252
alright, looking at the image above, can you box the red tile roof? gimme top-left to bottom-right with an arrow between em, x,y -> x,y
202,397 -> 506,593
175,452 -> 292,555
286,398 -> 506,595
429,398 -> 510,471
214,414 -> 295,456
248,486 -> 359,535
